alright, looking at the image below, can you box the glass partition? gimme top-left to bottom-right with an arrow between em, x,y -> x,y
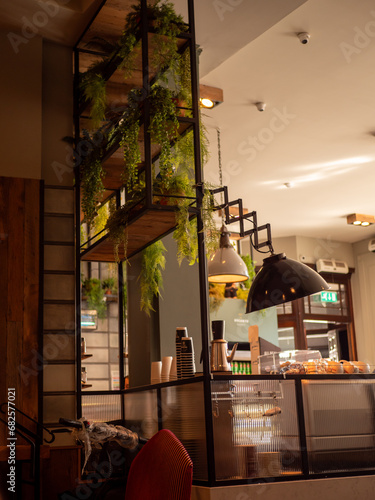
81,394 -> 122,422
124,389 -> 158,440
211,378 -> 302,480
302,379 -> 375,474
160,381 -> 208,481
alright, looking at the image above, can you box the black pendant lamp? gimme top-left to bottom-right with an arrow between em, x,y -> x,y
246,252 -> 329,313
208,225 -> 249,284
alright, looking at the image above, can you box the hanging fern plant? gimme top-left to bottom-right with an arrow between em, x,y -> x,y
140,240 -> 166,315
80,73 -> 107,128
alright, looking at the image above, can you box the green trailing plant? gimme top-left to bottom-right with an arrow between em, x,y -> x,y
81,159 -> 105,227
119,91 -> 142,189
83,278 -> 107,319
80,129 -> 108,225
92,203 -> 109,239
140,240 -> 166,315
149,84 -> 179,183
201,186 -> 220,258
177,49 -> 191,106
105,204 -> 130,263
173,206 -> 198,266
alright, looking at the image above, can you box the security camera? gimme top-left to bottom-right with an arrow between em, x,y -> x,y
255,102 -> 266,112
297,32 -> 310,44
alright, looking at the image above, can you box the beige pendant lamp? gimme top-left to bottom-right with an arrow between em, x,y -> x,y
207,225 -> 249,283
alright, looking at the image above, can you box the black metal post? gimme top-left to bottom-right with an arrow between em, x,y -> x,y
294,378 -> 309,476
157,387 -> 163,430
188,0 -> 216,486
141,0 -> 152,208
117,190 -> 125,420
74,48 -> 83,418
36,180 -> 44,500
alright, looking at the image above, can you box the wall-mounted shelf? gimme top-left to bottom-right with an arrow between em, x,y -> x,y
81,203 -> 196,262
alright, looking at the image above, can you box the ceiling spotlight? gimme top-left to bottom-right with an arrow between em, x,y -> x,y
297,32 -> 310,44
200,97 -> 215,109
347,213 -> 375,226
199,84 -> 223,109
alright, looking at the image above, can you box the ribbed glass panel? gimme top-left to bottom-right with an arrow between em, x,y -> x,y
161,382 -> 208,481
82,394 -> 121,422
124,390 -> 158,440
211,379 -> 301,480
302,379 -> 375,473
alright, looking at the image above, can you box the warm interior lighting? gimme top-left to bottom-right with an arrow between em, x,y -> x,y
199,84 -> 223,109
200,97 -> 215,109
208,226 -> 249,284
347,213 -> 375,226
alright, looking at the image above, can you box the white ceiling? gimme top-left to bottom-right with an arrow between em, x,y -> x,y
198,0 -> 375,244
2,0 -> 375,244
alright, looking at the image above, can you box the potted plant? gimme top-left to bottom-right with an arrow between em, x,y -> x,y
82,278 -> 107,319
102,277 -> 118,296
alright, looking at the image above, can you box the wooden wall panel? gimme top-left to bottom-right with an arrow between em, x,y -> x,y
0,176 -> 41,444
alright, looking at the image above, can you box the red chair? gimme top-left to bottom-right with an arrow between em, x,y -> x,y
124,429 -> 193,500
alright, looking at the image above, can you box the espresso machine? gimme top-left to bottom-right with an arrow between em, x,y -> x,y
210,320 -> 238,372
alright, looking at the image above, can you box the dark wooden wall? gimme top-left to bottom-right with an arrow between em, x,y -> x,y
0,176 -> 41,443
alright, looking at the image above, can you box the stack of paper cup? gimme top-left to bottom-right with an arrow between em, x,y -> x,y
181,337 -> 195,379
176,327 -> 188,379
161,356 -> 173,382
151,361 -> 162,384
169,357 -> 177,381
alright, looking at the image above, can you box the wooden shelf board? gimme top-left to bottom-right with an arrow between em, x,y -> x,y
81,354 -> 93,360
81,206 -> 180,262
77,0 -> 139,49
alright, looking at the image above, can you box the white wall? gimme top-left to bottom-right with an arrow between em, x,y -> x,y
352,238 -> 375,365
240,234 -> 355,267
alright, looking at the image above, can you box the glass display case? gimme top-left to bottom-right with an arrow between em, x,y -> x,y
120,374 -> 375,485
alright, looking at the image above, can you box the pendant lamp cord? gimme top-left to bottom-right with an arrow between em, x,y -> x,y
217,128 -> 225,226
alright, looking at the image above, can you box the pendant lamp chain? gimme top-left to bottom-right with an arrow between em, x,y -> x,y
217,128 -> 225,225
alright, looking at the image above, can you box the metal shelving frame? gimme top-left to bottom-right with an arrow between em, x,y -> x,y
73,0 -> 215,484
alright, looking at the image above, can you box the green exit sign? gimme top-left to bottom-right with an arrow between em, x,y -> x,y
320,291 -> 338,303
